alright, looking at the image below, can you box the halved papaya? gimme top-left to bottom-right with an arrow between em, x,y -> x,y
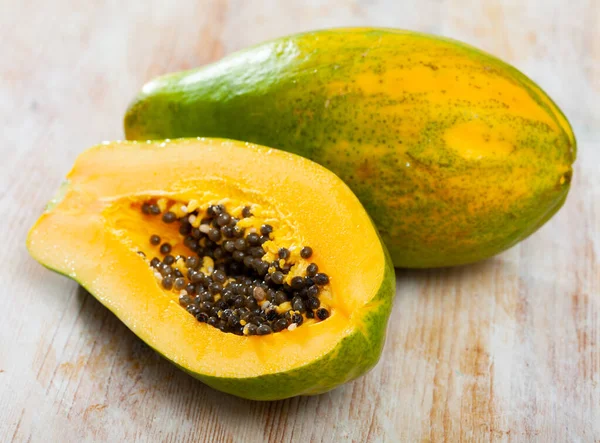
27,138 -> 395,400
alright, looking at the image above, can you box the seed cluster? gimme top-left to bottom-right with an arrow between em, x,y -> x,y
140,201 -> 330,335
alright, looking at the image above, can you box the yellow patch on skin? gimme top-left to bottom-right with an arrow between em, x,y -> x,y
444,120 -> 514,160
350,65 -> 559,133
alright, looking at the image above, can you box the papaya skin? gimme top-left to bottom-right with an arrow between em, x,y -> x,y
27,139 -> 395,400
125,28 -> 576,268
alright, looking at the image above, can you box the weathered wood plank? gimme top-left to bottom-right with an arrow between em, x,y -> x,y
1,0 -> 598,441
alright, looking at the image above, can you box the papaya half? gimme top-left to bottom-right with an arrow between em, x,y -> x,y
27,138 -> 395,400
125,27 -> 576,268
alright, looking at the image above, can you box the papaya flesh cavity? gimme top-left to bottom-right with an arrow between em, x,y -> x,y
125,27 -> 576,268
133,197 -> 334,336
27,138 -> 395,400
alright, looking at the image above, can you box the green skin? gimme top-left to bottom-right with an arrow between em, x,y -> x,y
124,28 -> 576,268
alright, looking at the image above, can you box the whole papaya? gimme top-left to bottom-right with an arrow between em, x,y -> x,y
125,28 -> 576,268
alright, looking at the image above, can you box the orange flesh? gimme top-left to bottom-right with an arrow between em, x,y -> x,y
27,139 -> 386,378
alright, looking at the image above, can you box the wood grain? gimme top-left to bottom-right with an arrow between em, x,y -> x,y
1,0 -> 598,441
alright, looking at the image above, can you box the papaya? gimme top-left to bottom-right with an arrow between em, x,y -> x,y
27,138 -> 395,400
125,28 -> 576,268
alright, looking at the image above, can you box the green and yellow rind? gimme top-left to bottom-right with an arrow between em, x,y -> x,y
125,27 -> 576,268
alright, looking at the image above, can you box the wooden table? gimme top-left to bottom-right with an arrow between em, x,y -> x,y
2,0 -> 598,441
